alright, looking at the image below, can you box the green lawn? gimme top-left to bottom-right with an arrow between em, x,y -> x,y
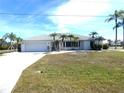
12,51 -> 124,93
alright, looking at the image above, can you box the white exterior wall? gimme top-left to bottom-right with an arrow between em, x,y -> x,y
80,40 -> 91,50
21,40 -> 51,52
63,47 -> 79,50
62,40 -> 91,50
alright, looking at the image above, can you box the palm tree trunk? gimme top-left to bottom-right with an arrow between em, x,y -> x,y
115,10 -> 118,49
123,18 -> 124,49
61,39 -> 64,50
11,41 -> 13,50
53,37 -> 55,51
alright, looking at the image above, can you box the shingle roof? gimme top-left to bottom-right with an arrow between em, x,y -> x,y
25,34 -> 90,41
26,35 -> 52,40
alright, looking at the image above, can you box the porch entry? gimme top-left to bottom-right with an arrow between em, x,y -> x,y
51,41 -> 80,51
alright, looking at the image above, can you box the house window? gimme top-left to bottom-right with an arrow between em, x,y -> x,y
66,41 -> 71,47
72,42 -> 78,47
66,41 -> 79,47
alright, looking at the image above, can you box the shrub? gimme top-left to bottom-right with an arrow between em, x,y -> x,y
90,41 -> 102,50
94,44 -> 102,50
103,44 -> 109,49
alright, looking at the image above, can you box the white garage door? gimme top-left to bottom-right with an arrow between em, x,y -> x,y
79,40 -> 91,50
22,40 -> 49,52
83,41 -> 91,50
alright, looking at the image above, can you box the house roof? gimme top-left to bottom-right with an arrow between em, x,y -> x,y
25,34 -> 91,41
26,35 -> 52,41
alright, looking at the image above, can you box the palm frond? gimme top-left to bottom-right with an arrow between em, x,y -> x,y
113,22 -> 123,30
95,36 -> 105,41
117,10 -> 124,19
105,17 -> 114,22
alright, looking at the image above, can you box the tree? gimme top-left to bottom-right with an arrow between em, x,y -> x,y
16,37 -> 23,49
0,33 -> 9,46
89,31 -> 98,38
95,36 -> 105,50
0,38 -> 4,46
73,36 -> 79,41
50,32 -> 58,51
89,32 -> 98,49
0,32 -> 23,50
16,37 -> 23,44
67,34 -> 74,47
60,34 -> 67,42
68,34 -> 74,41
105,10 -> 119,49
73,36 -> 79,47
59,34 -> 67,50
0,38 -> 4,49
113,10 -> 124,49
50,33 -> 57,41
8,32 -> 17,50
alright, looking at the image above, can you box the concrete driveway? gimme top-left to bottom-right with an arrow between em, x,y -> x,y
0,52 -> 46,93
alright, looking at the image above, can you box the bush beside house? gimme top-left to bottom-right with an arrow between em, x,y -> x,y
89,32 -> 109,50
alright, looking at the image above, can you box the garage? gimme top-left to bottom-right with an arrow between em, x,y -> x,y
79,40 -> 91,50
21,40 -> 51,52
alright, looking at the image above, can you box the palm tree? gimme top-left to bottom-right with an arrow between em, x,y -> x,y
8,32 -> 16,50
16,37 -> 23,50
67,34 -> 74,47
113,10 -> 124,49
73,36 -> 79,47
68,34 -> 74,41
0,38 -> 3,46
50,32 -> 57,41
16,37 -> 23,44
50,32 -> 58,51
89,31 -> 98,38
0,33 -> 9,46
73,36 -> 79,41
105,10 -> 119,49
60,34 -> 67,42
89,32 -> 98,49
59,34 -> 67,50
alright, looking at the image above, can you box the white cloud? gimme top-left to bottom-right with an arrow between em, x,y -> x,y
50,0 -> 110,33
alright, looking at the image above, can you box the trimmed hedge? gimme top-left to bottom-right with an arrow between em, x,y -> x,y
103,44 -> 109,49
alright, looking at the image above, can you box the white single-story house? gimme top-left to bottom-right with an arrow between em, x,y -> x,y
21,34 -> 91,52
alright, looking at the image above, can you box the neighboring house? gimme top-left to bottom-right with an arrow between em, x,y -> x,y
110,40 -> 122,46
21,34 -> 91,52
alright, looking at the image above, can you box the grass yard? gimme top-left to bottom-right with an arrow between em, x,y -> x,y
12,51 -> 124,93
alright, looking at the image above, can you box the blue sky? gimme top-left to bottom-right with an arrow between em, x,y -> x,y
0,0 -> 124,40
